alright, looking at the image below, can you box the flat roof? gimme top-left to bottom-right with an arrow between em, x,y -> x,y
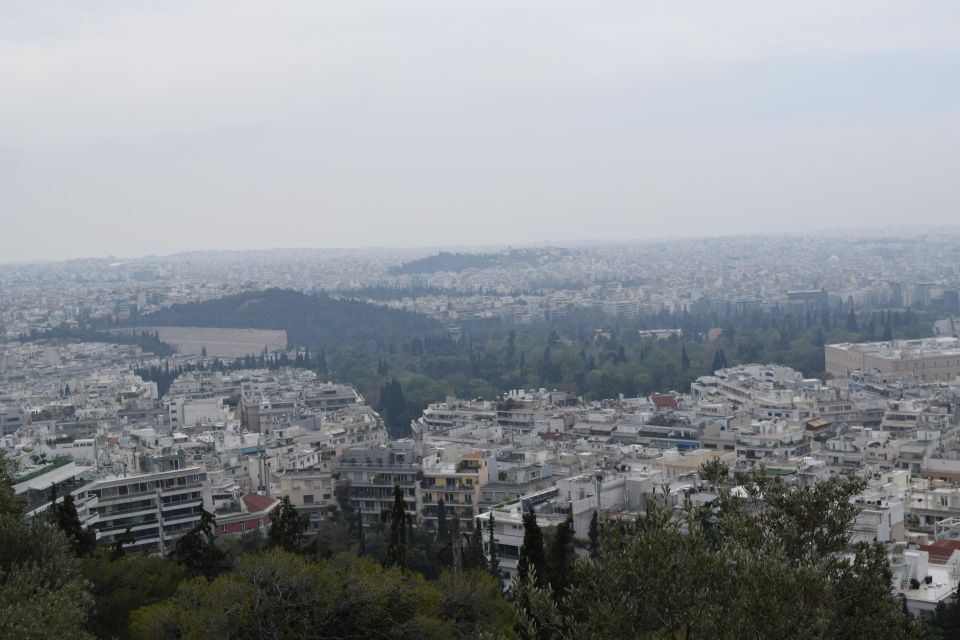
13,462 -> 91,494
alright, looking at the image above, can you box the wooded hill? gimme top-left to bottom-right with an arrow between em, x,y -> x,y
126,288 -> 444,350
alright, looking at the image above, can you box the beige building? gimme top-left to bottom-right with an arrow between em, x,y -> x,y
653,448 -> 736,481
419,450 -> 489,533
825,338 -> 960,382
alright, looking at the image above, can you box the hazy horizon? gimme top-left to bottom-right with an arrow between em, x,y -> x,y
3,1 -> 959,262
4,223 -> 959,267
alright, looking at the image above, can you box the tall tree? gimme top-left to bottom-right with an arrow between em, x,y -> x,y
547,514 -> 575,600
170,507 -> 226,578
846,308 -> 859,332
465,519 -> 487,571
436,498 -> 449,541
587,511 -> 600,560
378,378 -> 412,439
512,475 -> 922,639
487,513 -> 500,577
50,489 -> 96,557
0,451 -> 94,639
385,484 -> 408,570
268,496 -> 308,553
517,508 -> 546,587
356,510 -> 366,556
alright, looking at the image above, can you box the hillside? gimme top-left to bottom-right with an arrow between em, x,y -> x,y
389,248 -> 575,275
388,251 -> 496,275
127,289 -> 443,349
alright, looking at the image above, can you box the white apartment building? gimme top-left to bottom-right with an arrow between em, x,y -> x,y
83,465 -> 211,554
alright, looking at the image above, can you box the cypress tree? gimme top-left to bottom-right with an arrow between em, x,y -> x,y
466,519 -> 487,571
518,508 -> 546,586
436,498 -> 448,541
487,513 -> 500,576
385,484 -> 407,569
846,308 -> 859,332
357,510 -> 366,556
548,514 -> 575,599
588,510 -> 600,559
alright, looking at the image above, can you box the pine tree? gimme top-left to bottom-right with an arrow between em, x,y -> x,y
680,345 -> 690,372
268,496 -> 308,553
50,490 -> 95,557
385,484 -> 407,570
171,508 -> 226,578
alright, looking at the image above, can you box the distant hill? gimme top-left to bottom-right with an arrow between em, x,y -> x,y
389,252 -> 496,275
126,289 -> 443,349
389,248 -> 571,275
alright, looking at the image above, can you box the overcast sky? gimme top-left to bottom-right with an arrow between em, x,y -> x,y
2,1 -> 959,262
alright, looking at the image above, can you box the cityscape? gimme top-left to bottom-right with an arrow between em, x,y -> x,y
4,1 -> 960,639
3,230 -> 960,636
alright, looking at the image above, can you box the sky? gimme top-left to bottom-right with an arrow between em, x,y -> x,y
2,1 -> 960,262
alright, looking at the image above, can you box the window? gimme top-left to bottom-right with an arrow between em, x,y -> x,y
303,495 -> 314,505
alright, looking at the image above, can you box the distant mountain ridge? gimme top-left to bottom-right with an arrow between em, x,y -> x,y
126,288 -> 443,348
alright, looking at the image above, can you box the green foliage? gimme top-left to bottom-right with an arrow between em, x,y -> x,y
517,510 -> 546,587
511,477 -> 923,640
390,251 -> 498,275
587,511 -> 599,560
465,520 -> 488,572
170,508 -> 227,578
129,288 -> 443,351
698,457 -> 731,488
0,515 -> 94,640
22,325 -> 174,356
437,568 -> 515,640
80,549 -> 187,640
436,498 -> 449,541
0,451 -> 26,518
50,491 -> 97,557
378,377 -> 412,438
546,515 -> 575,601
386,484 -> 408,569
0,450 -> 93,638
930,590 -> 960,639
268,496 -> 309,553
132,550 -> 511,640
487,513 -> 500,577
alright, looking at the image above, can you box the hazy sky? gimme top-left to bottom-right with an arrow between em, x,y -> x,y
2,1 -> 960,262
